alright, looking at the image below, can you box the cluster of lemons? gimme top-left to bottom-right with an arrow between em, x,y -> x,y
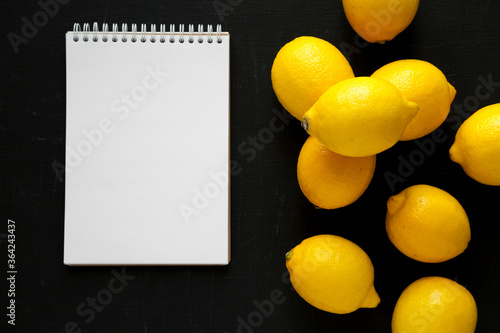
272,0 -> 499,332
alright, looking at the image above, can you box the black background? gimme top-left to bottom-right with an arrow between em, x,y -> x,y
1,0 -> 500,332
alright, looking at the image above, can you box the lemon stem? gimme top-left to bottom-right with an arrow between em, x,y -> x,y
285,250 -> 293,261
301,116 -> 310,132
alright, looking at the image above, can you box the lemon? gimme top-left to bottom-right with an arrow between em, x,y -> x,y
342,0 -> 420,43
386,184 -> 471,263
302,77 -> 418,157
285,234 -> 380,314
449,103 -> 500,185
392,276 -> 477,333
271,36 -> 355,120
297,136 -> 376,209
371,59 -> 456,140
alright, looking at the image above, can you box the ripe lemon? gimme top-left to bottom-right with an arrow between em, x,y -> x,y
342,0 -> 420,43
285,234 -> 380,314
449,103 -> 500,185
297,136 -> 376,209
302,77 -> 418,157
371,59 -> 456,140
271,36 -> 355,120
386,184 -> 471,263
392,276 -> 477,333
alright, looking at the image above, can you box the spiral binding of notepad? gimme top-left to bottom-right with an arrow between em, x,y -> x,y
71,23 -> 224,43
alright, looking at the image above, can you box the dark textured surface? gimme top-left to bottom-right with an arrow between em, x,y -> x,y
1,0 -> 500,332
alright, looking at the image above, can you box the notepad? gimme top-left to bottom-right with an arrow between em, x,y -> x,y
64,23 -> 230,265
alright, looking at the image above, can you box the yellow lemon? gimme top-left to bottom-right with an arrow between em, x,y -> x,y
271,36 -> 355,120
449,103 -> 500,185
286,234 -> 380,314
386,184 -> 471,263
302,77 -> 418,157
392,276 -> 477,333
371,59 -> 456,140
342,0 -> 420,43
297,136 -> 376,209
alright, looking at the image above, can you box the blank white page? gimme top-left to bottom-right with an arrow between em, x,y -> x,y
64,25 -> 230,265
